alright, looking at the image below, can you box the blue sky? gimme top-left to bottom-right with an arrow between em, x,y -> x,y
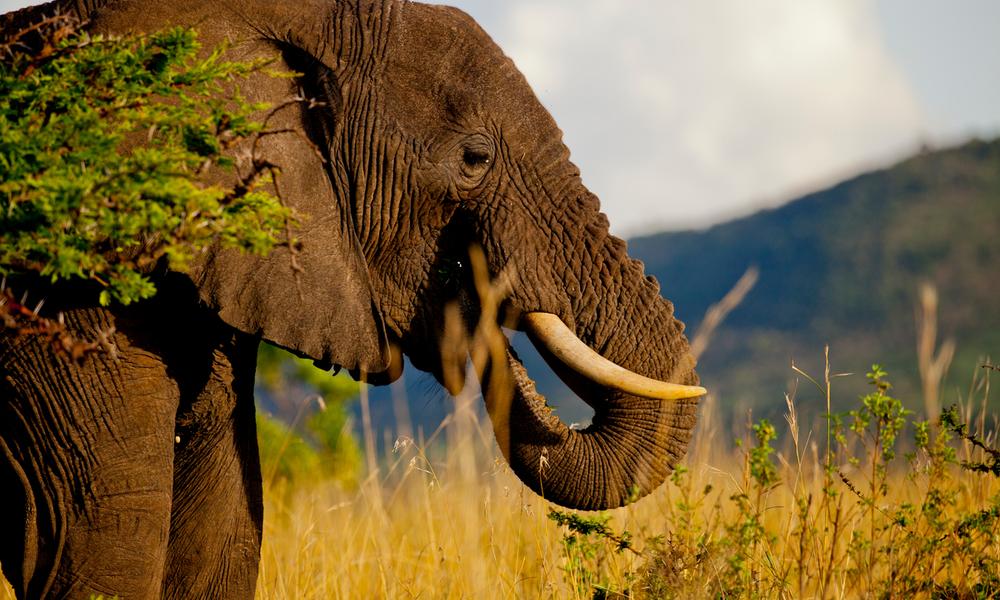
4,0 -> 999,235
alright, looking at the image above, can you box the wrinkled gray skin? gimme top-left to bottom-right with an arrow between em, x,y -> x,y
0,0 -> 701,598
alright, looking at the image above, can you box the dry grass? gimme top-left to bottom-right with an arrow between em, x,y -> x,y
0,363 -> 996,600
252,365 -> 1000,599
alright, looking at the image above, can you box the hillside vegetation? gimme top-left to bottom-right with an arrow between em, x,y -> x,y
630,138 -> 1000,417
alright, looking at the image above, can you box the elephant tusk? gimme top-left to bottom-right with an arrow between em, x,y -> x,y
521,312 -> 707,401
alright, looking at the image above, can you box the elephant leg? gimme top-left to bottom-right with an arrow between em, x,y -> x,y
0,308 -> 179,600
162,333 -> 263,600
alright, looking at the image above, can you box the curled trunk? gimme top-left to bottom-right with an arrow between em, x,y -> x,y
483,294 -> 701,510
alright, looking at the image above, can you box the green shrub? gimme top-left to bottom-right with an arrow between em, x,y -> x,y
256,343 -> 363,488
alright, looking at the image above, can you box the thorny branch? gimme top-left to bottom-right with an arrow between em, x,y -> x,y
239,92 -> 332,301
547,508 -> 640,557
940,405 -> 1000,477
0,12 -> 78,58
0,283 -> 114,362
269,166 -> 306,301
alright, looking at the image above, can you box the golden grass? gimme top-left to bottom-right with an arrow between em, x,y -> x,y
0,366 -> 997,600
253,375 -> 1000,599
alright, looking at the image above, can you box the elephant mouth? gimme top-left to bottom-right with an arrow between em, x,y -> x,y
334,237 -> 705,510
433,246 -> 703,404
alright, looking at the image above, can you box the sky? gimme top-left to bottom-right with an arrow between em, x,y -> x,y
4,0 -> 999,236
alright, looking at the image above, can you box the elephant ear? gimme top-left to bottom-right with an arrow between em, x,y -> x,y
190,50 -> 388,374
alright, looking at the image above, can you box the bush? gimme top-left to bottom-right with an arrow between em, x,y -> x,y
256,343 -> 363,488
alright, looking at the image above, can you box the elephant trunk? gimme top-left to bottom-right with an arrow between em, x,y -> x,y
482,254 -> 702,510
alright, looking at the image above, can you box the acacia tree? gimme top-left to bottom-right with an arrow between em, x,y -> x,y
0,16 -> 290,320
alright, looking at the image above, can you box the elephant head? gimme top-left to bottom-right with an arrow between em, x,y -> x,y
90,0 -> 705,510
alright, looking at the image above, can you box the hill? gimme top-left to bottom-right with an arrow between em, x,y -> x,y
630,137 -> 1000,417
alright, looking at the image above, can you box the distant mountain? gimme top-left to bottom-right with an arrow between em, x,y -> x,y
361,138 -> 1000,440
631,137 -> 1000,416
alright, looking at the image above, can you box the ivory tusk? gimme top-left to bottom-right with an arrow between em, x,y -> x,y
521,312 -> 707,401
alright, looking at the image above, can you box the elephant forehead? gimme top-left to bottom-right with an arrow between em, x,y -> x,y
380,3 -> 526,124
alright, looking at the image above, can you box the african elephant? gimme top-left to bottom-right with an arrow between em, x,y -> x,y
0,0 -> 704,598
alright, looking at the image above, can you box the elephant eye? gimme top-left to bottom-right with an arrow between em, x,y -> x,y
462,147 -> 491,168
458,139 -> 494,182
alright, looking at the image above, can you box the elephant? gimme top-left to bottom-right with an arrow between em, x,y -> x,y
0,0 -> 705,598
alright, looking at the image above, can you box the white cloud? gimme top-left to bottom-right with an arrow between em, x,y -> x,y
446,0 -> 927,235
